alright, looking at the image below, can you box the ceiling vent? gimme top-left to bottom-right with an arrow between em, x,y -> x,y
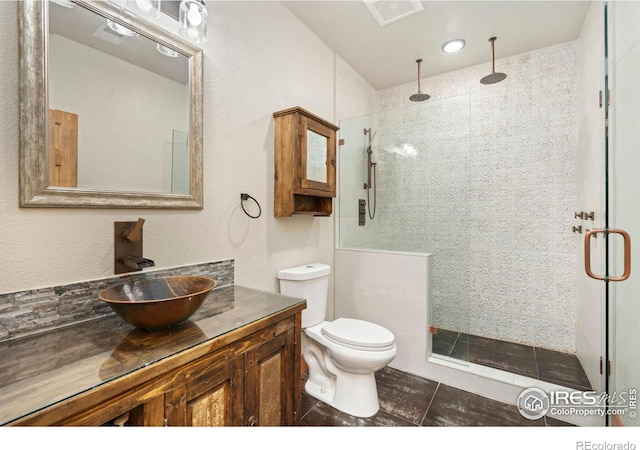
363,0 -> 424,27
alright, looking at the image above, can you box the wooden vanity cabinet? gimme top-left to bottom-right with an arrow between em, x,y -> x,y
273,106 -> 339,217
166,318 -> 297,427
13,310 -> 302,427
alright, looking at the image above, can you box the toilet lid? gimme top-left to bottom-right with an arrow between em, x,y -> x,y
321,318 -> 395,350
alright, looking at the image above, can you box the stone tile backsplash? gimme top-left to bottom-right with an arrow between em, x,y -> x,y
0,260 -> 234,342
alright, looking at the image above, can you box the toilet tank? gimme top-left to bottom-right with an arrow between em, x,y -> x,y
277,263 -> 330,328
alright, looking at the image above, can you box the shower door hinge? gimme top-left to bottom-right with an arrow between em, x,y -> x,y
429,326 -> 438,334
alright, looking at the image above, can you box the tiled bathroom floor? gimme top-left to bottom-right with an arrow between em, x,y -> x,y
432,330 -> 593,391
300,366 -> 573,426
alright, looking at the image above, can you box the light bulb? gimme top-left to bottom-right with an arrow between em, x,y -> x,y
130,0 -> 161,19
179,0 -> 208,44
135,0 -> 153,14
187,3 -> 202,26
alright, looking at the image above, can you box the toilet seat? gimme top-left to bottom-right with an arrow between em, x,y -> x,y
321,318 -> 395,351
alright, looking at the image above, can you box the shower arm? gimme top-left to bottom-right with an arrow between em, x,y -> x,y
490,37 -> 496,74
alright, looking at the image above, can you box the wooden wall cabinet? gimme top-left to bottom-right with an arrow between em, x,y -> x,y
14,312 -> 301,427
273,107 -> 339,217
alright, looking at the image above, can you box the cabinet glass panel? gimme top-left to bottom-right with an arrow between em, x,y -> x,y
306,130 -> 327,183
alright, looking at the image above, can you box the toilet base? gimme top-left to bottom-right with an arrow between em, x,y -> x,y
304,367 -> 380,418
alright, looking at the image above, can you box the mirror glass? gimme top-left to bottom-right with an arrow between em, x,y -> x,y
48,2 -> 189,194
306,129 -> 328,183
19,0 -> 203,209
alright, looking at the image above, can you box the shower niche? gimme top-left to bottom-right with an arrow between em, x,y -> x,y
273,107 -> 339,217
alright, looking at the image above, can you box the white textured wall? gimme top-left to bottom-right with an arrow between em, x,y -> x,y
335,249 -> 430,374
0,0 -> 377,325
576,1 -> 605,393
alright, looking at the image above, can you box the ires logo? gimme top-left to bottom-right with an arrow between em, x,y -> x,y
517,387 -> 638,420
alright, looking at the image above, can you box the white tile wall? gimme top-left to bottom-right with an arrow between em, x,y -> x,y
340,41 -> 579,353
334,249 -> 431,374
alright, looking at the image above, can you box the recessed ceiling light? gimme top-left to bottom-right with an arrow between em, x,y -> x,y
442,39 -> 466,54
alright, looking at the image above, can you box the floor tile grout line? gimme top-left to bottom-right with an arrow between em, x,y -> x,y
299,397 -> 320,423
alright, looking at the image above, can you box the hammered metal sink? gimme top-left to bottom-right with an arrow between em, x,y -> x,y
99,276 -> 216,330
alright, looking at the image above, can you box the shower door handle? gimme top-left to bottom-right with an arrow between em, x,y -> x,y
584,228 -> 631,282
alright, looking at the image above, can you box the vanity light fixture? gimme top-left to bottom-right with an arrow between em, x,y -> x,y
107,19 -> 138,37
157,43 -> 180,57
179,0 -> 208,44
442,39 -> 465,54
129,0 -> 162,19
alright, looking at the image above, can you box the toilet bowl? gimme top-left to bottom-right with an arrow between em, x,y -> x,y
277,263 -> 397,418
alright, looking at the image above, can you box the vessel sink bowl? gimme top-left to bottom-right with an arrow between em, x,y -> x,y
99,276 -> 216,330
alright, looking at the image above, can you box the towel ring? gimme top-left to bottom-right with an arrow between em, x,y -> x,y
240,193 -> 261,219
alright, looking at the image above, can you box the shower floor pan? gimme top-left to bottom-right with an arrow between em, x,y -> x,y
432,330 -> 592,392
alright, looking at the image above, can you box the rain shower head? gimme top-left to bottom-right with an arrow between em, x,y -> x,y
480,37 -> 507,85
410,59 -> 430,102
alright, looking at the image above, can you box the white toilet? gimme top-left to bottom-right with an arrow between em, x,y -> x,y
278,263 -> 396,418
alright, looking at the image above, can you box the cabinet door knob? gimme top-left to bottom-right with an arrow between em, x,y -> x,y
248,415 -> 258,426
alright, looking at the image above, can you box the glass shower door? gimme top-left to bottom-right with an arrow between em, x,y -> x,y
603,0 -> 640,427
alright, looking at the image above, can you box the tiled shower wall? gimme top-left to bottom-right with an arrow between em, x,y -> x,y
370,42 -> 578,353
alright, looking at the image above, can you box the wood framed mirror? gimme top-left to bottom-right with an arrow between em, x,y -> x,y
19,0 -> 203,209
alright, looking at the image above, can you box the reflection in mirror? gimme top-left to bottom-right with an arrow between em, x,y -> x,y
48,1 -> 189,194
19,0 -> 203,209
306,130 -> 328,183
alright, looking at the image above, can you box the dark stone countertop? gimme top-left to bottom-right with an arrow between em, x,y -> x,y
0,285 -> 305,425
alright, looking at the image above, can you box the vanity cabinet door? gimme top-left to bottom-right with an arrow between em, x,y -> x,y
165,349 -> 245,426
244,327 -> 297,426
